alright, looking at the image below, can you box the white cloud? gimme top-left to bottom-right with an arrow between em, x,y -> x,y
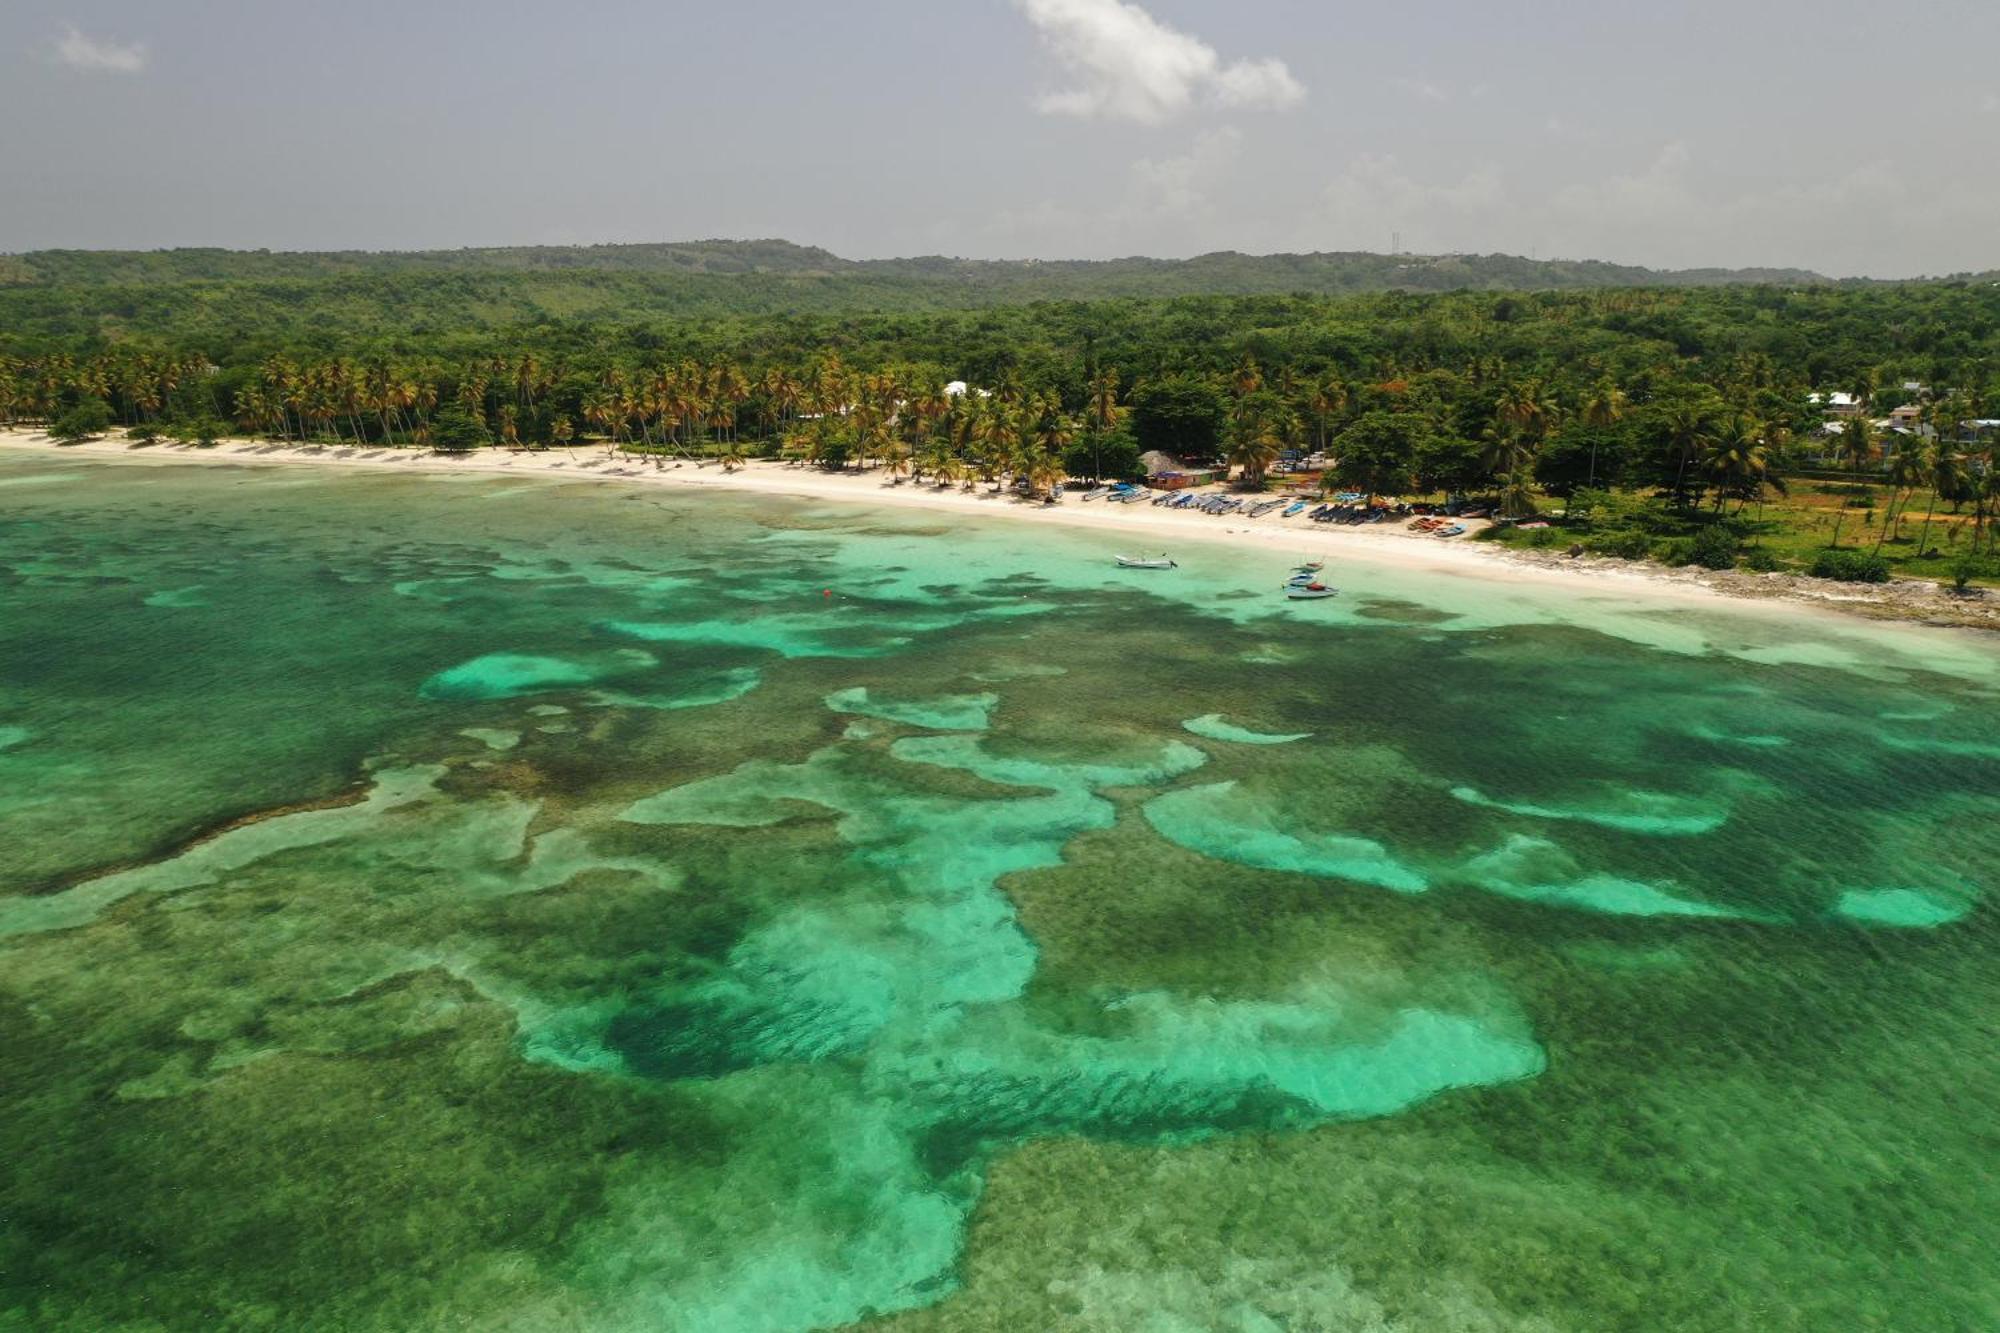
1016,0 -> 1303,124
1130,127 -> 1244,214
54,26 -> 148,74
1390,76 -> 1450,104
1316,154 -> 1506,251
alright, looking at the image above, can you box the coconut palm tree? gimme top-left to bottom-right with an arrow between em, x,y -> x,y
1662,399 -> 1720,507
1228,410 -> 1284,489
1497,470 -> 1539,518
1479,422 -> 1536,482
1307,374 -> 1348,452
881,438 -> 913,481
1022,445 -> 1065,500
1913,442 -> 1965,557
1700,411 -> 1771,512
1876,444 -> 1932,553
1837,414 -> 1876,477
1231,353 -> 1263,398
1497,379 -> 1557,442
1581,380 -> 1628,430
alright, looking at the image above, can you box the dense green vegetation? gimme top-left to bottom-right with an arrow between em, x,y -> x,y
0,237 -> 1844,309
3,244 -> 1998,581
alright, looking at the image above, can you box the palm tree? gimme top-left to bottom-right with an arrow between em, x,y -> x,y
1035,400 -> 1074,468
717,439 -> 748,472
801,427 -> 830,470
1228,421 -> 1283,490
1700,411 -> 1771,512
930,453 -> 966,490
881,438 -> 913,481
1837,414 -> 1876,477
1913,442 -> 1964,558
1307,374 -> 1348,452
1479,422 -> 1536,482
1088,368 -> 1120,478
1497,379 -> 1557,442
1497,470 -> 1539,518
1231,353 -> 1263,397
1663,400 -> 1719,507
1023,445 -> 1065,501
1876,444 -> 1932,554
1580,379 -> 1628,488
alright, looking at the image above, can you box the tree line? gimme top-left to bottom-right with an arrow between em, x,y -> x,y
3,282 -> 1996,542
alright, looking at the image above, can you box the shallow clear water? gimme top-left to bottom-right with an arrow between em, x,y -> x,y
2,454 -> 1997,1331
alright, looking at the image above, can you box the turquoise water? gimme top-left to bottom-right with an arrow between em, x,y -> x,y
2,453 -> 1997,1331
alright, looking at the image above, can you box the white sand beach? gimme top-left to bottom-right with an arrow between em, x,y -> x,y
4,429 -> 1995,634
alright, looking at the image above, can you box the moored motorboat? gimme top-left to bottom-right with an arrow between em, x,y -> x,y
1116,555 -> 1178,569
1286,582 -> 1338,600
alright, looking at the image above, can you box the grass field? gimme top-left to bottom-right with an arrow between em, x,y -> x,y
1476,477 -> 1998,588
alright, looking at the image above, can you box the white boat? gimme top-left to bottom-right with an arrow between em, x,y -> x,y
1116,555 -> 1178,569
1286,582 -> 1338,600
1295,561 -> 1325,573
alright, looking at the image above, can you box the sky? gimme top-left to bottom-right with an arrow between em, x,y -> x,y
2,0 -> 1997,276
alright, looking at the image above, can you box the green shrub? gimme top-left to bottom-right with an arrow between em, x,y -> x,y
1688,525 -> 1740,570
431,407 -> 490,450
1655,538 -> 1695,567
1587,531 -> 1654,560
168,417 -> 225,447
1809,549 -> 1891,583
50,399 -> 113,442
1949,552 -> 1992,592
1739,547 -> 1781,572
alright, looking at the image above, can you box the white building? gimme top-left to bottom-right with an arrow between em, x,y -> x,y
1808,391 -> 1864,418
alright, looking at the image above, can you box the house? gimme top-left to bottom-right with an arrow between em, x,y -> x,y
1808,391 -> 1864,418
1959,419 -> 2000,445
1888,403 -> 1926,433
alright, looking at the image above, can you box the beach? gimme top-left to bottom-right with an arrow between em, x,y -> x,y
6,429 -> 1994,633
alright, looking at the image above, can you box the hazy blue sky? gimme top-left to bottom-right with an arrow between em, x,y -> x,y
3,0 -> 1996,274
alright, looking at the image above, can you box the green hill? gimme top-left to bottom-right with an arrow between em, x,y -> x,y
1,238 -> 1829,294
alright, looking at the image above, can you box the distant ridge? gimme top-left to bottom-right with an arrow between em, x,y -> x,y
2,238 -> 1835,292
5,239 -> 1992,343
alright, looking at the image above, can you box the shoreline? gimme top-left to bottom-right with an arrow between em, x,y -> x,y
5,429 -> 1996,634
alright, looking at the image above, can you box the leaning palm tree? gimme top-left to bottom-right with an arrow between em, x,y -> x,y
1876,444 -> 1932,554
1912,443 -> 1964,558
717,439 -> 748,472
